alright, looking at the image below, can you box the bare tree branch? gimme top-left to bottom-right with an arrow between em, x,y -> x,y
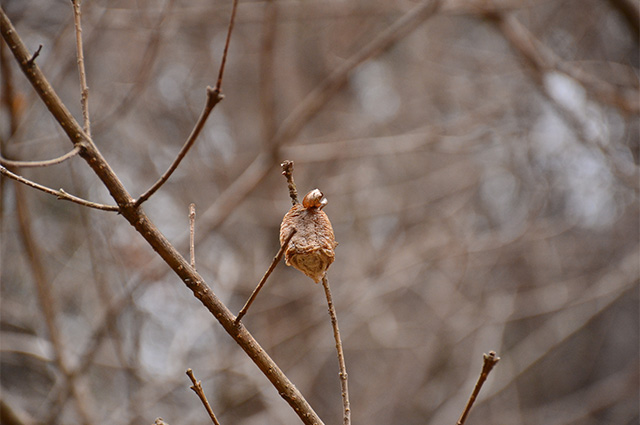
235,228 -> 296,324
0,145 -> 80,167
1,7 -> 325,424
71,0 -> 91,136
322,276 -> 351,425
186,368 -> 222,425
456,351 -> 500,425
135,86 -> 224,206
0,165 -> 119,211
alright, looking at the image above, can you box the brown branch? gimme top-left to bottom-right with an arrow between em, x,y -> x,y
0,165 -> 119,211
195,0 -> 443,233
456,351 -> 500,425
186,369 -> 222,425
71,0 -> 91,136
280,160 -> 299,205
26,44 -> 42,66
216,0 -> 239,91
321,276 -> 351,425
13,182 -> 95,424
0,8 -> 132,207
189,203 -> 196,269
0,146 -> 80,167
1,9 -> 325,425
135,86 -> 223,206
235,228 -> 296,324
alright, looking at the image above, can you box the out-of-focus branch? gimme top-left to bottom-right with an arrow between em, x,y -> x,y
488,12 -> 639,115
13,182 -> 96,425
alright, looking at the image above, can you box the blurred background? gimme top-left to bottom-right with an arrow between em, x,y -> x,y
1,0 -> 638,424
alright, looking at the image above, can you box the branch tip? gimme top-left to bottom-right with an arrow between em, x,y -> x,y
26,44 -> 43,66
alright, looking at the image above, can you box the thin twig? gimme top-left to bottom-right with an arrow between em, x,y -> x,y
26,44 -> 42,66
194,0 -> 443,234
0,165 -> 119,211
456,351 -> 500,425
235,228 -> 296,324
135,87 -> 223,206
2,8 -> 325,425
216,0 -> 239,91
321,276 -> 351,425
281,160 -> 298,205
186,368 -> 222,425
0,146 -> 80,168
189,203 -> 197,270
71,0 -> 91,136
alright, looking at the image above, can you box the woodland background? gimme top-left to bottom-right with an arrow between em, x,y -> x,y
1,0 -> 638,424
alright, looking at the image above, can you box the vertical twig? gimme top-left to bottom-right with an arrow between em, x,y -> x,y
281,160 -> 298,205
216,0 -> 239,92
186,368 -> 222,425
235,228 -> 296,323
456,351 -> 500,425
71,0 -> 91,136
322,276 -> 351,425
189,203 -> 197,269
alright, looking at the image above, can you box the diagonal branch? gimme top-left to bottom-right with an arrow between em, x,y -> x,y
1,165 -> 119,211
135,0 -> 237,206
196,0 -> 444,233
1,8 -> 325,425
235,228 -> 296,324
135,86 -> 224,206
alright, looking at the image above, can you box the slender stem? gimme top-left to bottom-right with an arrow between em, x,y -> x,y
186,369 -> 222,425
72,0 -> 91,136
0,165 -> 119,211
322,276 -> 351,425
2,8 -> 325,425
0,145 -> 80,168
280,160 -> 298,205
235,228 -> 296,323
135,87 -> 223,206
456,351 -> 500,425
189,203 -> 197,269
216,0 -> 239,91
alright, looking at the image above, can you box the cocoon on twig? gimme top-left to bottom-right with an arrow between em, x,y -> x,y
280,189 -> 337,283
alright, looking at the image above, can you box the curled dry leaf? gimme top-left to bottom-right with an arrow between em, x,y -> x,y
280,189 -> 337,283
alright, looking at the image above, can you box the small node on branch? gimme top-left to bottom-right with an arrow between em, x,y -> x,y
281,160 -> 299,205
186,368 -> 222,425
26,44 -> 43,66
456,351 -> 501,425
